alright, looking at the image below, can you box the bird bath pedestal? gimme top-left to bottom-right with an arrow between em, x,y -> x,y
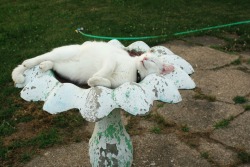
89,109 -> 133,166
14,40 -> 195,167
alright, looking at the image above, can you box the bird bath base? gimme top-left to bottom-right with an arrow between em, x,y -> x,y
89,109 -> 133,167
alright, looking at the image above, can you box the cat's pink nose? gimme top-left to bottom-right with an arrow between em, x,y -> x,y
143,57 -> 148,61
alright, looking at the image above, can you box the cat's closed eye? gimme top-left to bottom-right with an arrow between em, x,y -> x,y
149,60 -> 155,63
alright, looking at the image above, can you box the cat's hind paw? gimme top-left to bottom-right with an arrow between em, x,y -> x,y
88,77 -> 111,88
39,61 -> 54,72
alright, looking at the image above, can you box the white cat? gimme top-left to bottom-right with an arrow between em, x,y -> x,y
12,41 -> 174,88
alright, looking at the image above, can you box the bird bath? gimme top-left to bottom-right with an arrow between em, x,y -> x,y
14,40 -> 195,167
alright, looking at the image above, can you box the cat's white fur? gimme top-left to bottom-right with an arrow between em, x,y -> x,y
12,41 -> 174,88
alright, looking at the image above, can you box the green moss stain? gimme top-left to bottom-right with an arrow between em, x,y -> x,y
105,124 -> 116,138
125,137 -> 133,152
125,91 -> 130,98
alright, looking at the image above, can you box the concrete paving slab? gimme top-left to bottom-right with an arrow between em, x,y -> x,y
158,98 -> 244,132
25,141 -> 91,167
184,36 -> 227,47
193,68 -> 250,103
198,138 -> 239,166
25,133 -> 212,167
211,112 -> 250,153
162,41 -> 239,70
132,133 -> 211,167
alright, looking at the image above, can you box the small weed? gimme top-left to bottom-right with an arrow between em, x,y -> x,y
193,93 -> 216,102
125,117 -> 141,135
181,125 -> 190,132
201,152 -> 209,159
144,113 -> 168,126
151,127 -> 161,134
20,152 -> 32,163
0,121 -> 16,136
16,115 -> 34,123
214,116 -> 234,129
74,136 -> 82,143
238,151 -> 250,163
0,140 -> 8,160
193,88 -> 216,102
196,94 -> 216,102
30,128 -> 61,148
143,113 -> 152,119
156,102 -> 164,108
244,105 -> 250,111
153,114 -> 167,126
189,143 -> 198,148
151,113 -> 173,128
236,66 -> 250,73
231,58 -> 241,65
52,111 -> 84,129
233,96 -> 248,104
0,108 -> 16,121
247,59 -> 250,65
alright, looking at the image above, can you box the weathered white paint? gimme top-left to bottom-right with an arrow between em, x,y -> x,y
107,39 -> 125,49
14,40 -> 196,167
125,41 -> 150,52
150,46 -> 194,74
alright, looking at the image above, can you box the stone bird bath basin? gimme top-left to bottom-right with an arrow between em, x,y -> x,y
14,40 -> 195,167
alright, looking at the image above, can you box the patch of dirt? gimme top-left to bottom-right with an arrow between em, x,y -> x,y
4,121 -> 43,146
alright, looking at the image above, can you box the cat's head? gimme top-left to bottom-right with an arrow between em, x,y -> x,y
135,53 -> 174,79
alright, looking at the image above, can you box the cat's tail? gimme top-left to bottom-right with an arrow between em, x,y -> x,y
12,64 -> 28,84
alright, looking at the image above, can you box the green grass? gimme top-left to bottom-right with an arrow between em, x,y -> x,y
193,88 -> 217,102
231,58 -> 241,65
245,105 -> 250,111
214,116 -> 234,129
151,126 -> 161,134
0,120 -> 16,136
20,152 -> 33,163
233,96 -> 248,104
52,110 -> 85,129
200,152 -> 209,159
156,102 -> 165,108
181,125 -> 190,132
238,151 -> 250,163
0,0 -> 250,166
193,93 -> 217,102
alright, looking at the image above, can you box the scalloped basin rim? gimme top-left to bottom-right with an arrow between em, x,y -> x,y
17,40 -> 195,122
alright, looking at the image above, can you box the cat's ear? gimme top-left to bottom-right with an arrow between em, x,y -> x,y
161,64 -> 174,75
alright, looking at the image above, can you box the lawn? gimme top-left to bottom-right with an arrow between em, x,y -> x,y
0,0 -> 250,166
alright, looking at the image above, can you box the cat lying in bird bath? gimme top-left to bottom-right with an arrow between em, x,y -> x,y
12,41 -> 174,89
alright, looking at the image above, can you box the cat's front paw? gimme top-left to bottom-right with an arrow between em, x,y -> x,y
39,61 -> 54,72
88,77 -> 111,88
